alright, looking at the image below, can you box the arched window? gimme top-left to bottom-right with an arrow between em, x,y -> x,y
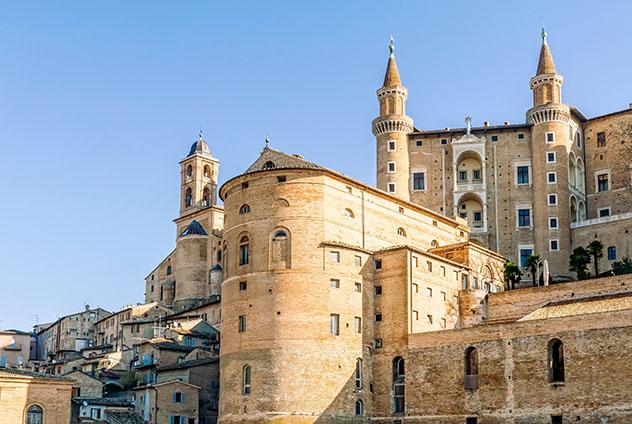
242,365 -> 251,395
344,208 -> 355,218
355,400 -> 363,417
354,359 -> 363,390
239,204 -> 251,214
262,161 -> 276,169
397,227 -> 407,237
166,265 -> 172,275
203,165 -> 211,178
392,356 -> 405,414
202,188 -> 210,206
186,165 -> 193,178
431,240 -> 439,248
239,236 -> 250,266
548,339 -> 565,383
27,405 -> 43,424
185,188 -> 193,207
464,346 -> 479,389
271,229 -> 291,269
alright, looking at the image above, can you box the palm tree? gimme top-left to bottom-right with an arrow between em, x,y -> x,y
569,246 -> 591,280
523,254 -> 541,287
503,261 -> 522,290
586,240 -> 604,277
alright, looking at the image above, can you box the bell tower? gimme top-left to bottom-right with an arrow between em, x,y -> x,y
179,132 -> 220,216
372,37 -> 414,200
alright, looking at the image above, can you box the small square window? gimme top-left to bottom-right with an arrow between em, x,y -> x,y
426,287 -> 433,297
375,259 -> 382,270
516,166 -> 530,184
546,132 -> 555,143
412,256 -> 418,267
374,338 -> 382,349
241,182 -> 249,189
354,282 -> 362,292
549,217 -> 558,229
547,172 -> 557,184
549,239 -> 559,251
375,313 -> 382,322
239,281 -> 247,291
330,251 -> 340,263
440,139 -> 448,145
277,175 -> 286,183
387,162 -> 396,173
597,132 -> 606,147
412,283 -> 418,293
518,208 -> 531,227
441,291 -> 447,301
387,140 -> 396,151
413,310 -> 419,320
374,286 -> 382,295
416,140 -> 423,147
491,135 -> 498,142
598,207 -> 611,217
330,279 -> 340,288
548,194 -> 558,205
354,255 -> 362,266
547,152 -> 556,163
387,183 -> 396,193
440,318 -> 446,328
517,133 -> 525,140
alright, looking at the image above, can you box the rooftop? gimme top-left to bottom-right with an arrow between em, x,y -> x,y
157,357 -> 218,372
0,367 -> 73,381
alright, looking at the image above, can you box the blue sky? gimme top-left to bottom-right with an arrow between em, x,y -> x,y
1,1 -> 631,330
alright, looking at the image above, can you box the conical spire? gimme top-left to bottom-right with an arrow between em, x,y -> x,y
383,36 -> 402,87
536,28 -> 556,75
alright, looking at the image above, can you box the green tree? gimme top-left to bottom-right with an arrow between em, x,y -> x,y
503,261 -> 522,290
612,257 -> 632,275
120,371 -> 139,390
523,254 -> 541,287
569,247 -> 590,280
586,240 -> 604,277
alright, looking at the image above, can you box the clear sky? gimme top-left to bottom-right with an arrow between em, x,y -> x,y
1,1 -> 631,330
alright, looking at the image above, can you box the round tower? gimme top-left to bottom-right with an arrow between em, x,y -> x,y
372,37 -> 414,200
526,29 -> 575,279
173,220 -> 209,311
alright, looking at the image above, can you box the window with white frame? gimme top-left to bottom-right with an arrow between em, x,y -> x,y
387,161 -> 396,173
548,193 -> 558,206
596,171 -> 610,192
547,172 -> 557,184
598,207 -> 611,217
549,217 -> 558,229
517,133 -> 525,140
514,162 -> 531,185
412,171 -> 426,191
547,151 -> 556,163
330,314 -> 339,335
518,245 -> 534,268
549,239 -> 559,251
387,183 -> 396,193
387,140 -> 396,151
546,132 -> 555,143
516,207 -> 532,228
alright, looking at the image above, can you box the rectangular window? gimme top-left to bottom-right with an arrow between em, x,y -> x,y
473,211 -> 482,222
413,256 -> 418,267
608,246 -> 617,260
330,314 -> 339,335
549,239 -> 559,251
518,209 -> 531,227
277,175 -> 286,183
387,140 -> 396,151
454,270 -> 459,281
459,170 -> 468,181
354,255 -> 362,266
412,283 -> 418,293
546,132 -> 555,143
374,286 -> 382,295
413,172 -> 425,190
173,392 -> 183,403
491,135 -> 498,142
354,317 -> 362,333
441,138 -> 448,145
238,316 -> 246,333
427,287 -> 433,297
440,318 -> 446,328
547,151 -> 556,163
375,259 -> 382,270
519,248 -> 533,268
597,132 -> 606,147
375,313 -> 382,322
330,251 -> 340,263
598,207 -> 611,217
517,133 -> 525,140
466,417 -> 478,424
239,281 -> 247,291
330,279 -> 340,288
241,182 -> 249,189
551,416 -> 563,424
374,338 -> 382,349
354,282 -> 362,292
413,310 -> 419,320
426,261 -> 433,272
459,212 -> 467,219
387,161 -> 396,173
441,266 -> 446,276
597,173 -> 609,192
549,217 -> 558,229
473,277 -> 479,289
547,172 -> 557,184
517,166 -> 529,184
441,291 -> 447,301
462,274 -> 469,289
416,140 -> 423,146
427,314 -> 433,324
473,169 -> 481,181
388,183 -> 396,193
548,194 -> 558,205
91,409 -> 101,419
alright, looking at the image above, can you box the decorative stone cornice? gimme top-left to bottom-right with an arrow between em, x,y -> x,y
377,85 -> 408,100
526,104 -> 571,125
529,73 -> 564,90
372,115 -> 414,136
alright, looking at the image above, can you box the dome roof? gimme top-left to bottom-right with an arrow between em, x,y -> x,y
188,137 -> 211,157
180,220 -> 208,237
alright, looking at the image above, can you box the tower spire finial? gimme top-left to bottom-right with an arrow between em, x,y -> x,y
389,35 -> 395,57
265,135 -> 270,149
541,26 -> 548,44
198,128 -> 204,141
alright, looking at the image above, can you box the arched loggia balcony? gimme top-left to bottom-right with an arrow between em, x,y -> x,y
456,192 -> 486,233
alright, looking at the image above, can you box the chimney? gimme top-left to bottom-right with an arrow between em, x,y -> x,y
483,121 -> 490,128
504,121 -> 511,126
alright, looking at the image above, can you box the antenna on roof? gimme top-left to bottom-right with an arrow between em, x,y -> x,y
265,135 -> 270,149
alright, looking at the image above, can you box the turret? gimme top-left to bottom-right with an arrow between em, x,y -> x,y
372,37 -> 414,200
173,220 -> 209,311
